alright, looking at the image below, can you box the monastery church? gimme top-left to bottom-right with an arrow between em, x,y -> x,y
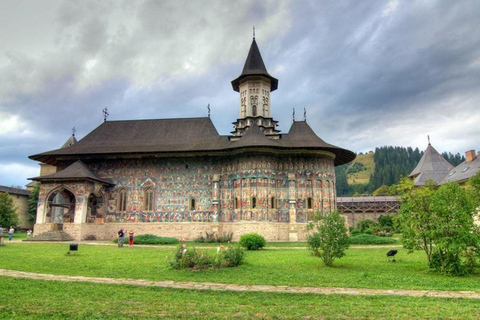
29,37 -> 355,241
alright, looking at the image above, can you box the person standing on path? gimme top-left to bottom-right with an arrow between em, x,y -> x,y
8,226 -> 14,242
128,229 -> 134,247
117,228 -> 124,247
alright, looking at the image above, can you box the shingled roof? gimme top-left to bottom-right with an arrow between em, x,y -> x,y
30,118 -> 356,166
442,153 -> 480,184
30,160 -> 113,185
409,143 -> 453,186
231,38 -> 278,92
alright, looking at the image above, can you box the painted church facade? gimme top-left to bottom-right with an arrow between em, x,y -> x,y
30,38 -> 355,241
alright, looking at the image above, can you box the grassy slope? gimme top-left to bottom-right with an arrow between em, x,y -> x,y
347,153 -> 375,185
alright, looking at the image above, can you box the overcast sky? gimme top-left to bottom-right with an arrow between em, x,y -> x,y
1,0 -> 480,188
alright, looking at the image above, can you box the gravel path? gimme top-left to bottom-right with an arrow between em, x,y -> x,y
1,268 -> 479,299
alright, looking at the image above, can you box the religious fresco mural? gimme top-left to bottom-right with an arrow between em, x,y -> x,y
76,154 -> 336,224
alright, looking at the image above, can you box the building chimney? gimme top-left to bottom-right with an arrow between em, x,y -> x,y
465,150 -> 476,162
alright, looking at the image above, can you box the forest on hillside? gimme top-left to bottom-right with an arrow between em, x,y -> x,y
335,146 -> 465,196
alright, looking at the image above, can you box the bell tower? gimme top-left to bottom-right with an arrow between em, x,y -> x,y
231,35 -> 280,140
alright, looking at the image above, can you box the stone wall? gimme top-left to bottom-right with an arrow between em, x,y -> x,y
47,221 -> 312,242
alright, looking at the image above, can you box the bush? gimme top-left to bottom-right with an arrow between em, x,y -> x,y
113,234 -> 179,245
349,234 -> 397,245
169,244 -> 244,269
194,232 -> 233,243
350,228 -> 361,235
307,211 -> 350,267
356,219 -> 378,233
239,233 -> 266,250
84,234 -> 97,241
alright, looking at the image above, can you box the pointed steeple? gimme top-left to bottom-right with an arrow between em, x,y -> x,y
231,38 -> 278,92
409,143 -> 454,186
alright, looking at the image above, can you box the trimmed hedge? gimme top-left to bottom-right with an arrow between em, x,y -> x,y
113,234 -> 179,245
349,234 -> 397,245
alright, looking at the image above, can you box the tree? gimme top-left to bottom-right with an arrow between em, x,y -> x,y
395,178 -> 437,264
396,178 -> 480,275
429,183 -> 479,275
0,192 -> 18,228
28,183 -> 40,224
307,211 -> 350,267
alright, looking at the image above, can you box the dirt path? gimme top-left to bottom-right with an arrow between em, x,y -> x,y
1,268 -> 479,299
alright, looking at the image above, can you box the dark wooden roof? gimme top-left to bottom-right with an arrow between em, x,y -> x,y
30,118 -> 356,166
231,39 -> 278,92
30,160 -> 113,185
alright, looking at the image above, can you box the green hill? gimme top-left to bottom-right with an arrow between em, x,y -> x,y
335,146 -> 465,196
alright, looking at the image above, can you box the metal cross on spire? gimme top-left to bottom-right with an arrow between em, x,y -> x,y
253,26 -> 255,40
292,107 -> 296,122
71,127 -> 76,137
303,107 -> 307,121
207,103 -> 211,118
102,107 -> 109,122
427,135 -> 431,145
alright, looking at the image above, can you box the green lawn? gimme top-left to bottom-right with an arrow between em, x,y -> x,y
1,276 -> 478,319
1,243 -> 478,292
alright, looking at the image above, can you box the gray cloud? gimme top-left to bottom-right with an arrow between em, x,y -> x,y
1,0 -> 480,187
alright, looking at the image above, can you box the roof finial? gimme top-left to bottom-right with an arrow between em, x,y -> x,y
293,107 -> 296,123
303,107 -> 306,121
102,107 -> 109,122
207,103 -> 211,118
71,127 -> 76,137
253,26 -> 255,40
427,135 -> 430,145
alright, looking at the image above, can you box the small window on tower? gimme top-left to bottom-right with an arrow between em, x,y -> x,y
190,198 -> 196,211
252,105 -> 257,116
307,197 -> 313,209
252,197 -> 257,209
271,197 -> 276,209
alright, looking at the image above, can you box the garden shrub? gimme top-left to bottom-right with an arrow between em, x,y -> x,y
169,244 -> 244,269
350,228 -> 361,235
239,233 -> 266,250
194,231 -> 233,243
113,234 -> 179,245
349,234 -> 396,245
356,219 -> 377,233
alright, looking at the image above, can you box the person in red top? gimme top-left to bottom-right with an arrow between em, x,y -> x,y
128,230 -> 134,247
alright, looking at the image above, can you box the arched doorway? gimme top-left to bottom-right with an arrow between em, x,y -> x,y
46,188 -> 76,227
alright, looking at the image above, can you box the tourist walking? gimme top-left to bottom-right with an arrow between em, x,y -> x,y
117,228 -> 125,247
128,229 -> 134,247
8,226 -> 14,242
27,229 -> 32,238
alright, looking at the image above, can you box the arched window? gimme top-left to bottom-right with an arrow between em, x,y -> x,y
271,197 -> 276,209
234,197 -> 239,209
251,196 -> 257,209
252,105 -> 257,116
190,198 -> 196,211
144,188 -> 153,212
307,197 -> 313,209
118,189 -> 127,213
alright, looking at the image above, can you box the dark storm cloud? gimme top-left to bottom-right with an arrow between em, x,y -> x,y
1,0 -> 480,187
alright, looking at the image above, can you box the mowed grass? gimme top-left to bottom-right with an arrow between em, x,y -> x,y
1,276 -> 479,319
1,243 -> 479,292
